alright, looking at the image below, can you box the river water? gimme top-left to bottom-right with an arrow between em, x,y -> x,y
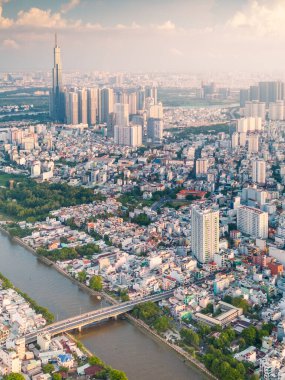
0,231 -> 207,380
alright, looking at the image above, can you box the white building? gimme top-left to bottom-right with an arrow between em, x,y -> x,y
237,205 -> 268,239
0,349 -> 21,374
244,101 -> 266,120
248,133 -> 259,154
196,158 -> 208,176
191,205 -> 220,263
114,103 -> 129,127
231,132 -> 239,148
114,124 -> 142,147
252,158 -> 266,184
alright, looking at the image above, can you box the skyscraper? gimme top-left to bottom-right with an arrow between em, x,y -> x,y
147,118 -> 163,144
248,133 -> 259,154
191,205 -> 220,264
50,33 -> 64,122
252,159 -> 266,185
87,88 -> 98,125
114,103 -> 129,127
67,92 -> 78,125
100,88 -> 114,124
78,88 -> 88,124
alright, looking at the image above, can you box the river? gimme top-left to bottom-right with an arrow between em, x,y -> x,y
0,230 -> 208,380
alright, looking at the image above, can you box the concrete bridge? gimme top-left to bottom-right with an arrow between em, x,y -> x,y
25,290 -> 174,343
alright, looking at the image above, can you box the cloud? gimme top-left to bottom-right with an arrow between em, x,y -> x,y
16,8 -> 69,28
2,38 -> 18,49
157,20 -> 176,31
169,47 -> 183,56
115,22 -> 141,30
61,0 -> 80,14
0,4 -> 13,28
228,0 -> 285,37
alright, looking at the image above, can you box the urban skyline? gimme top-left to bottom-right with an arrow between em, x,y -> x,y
1,0 -> 285,72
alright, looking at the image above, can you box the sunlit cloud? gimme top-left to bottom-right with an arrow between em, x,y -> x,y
2,38 -> 18,48
227,0 -> 285,37
156,20 -> 176,31
61,0 -> 80,14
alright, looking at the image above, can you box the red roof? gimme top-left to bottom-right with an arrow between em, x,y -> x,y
84,365 -> 103,376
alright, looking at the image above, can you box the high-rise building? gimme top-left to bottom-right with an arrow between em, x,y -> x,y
148,103 -> 163,119
252,159 -> 266,185
50,34 -> 64,122
231,132 -> 239,148
248,133 -> 259,154
128,92 -> 137,115
244,101 -> 266,120
249,85 -> 259,101
258,81 -> 284,105
147,118 -> 163,144
67,92 -> 78,125
240,89 -> 249,107
100,88 -> 114,123
78,88 -> 87,124
191,205 -> 220,263
196,158 -> 208,176
269,101 -> 285,120
146,86 -> 158,104
137,88 -> 145,111
237,205 -> 268,239
114,103 -> 129,127
114,124 -> 142,147
87,88 -> 98,125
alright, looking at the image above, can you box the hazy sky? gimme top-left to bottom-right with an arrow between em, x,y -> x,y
1,0 -> 285,72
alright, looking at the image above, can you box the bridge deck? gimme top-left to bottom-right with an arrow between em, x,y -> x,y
25,290 -> 174,343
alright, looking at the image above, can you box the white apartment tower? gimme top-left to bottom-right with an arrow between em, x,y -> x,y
252,159 -> 266,184
196,158 -> 208,176
67,92 -> 78,125
231,132 -> 239,148
114,124 -> 142,147
191,206 -> 220,263
114,103 -> 129,127
87,88 -> 98,125
237,205 -> 268,239
248,133 -> 259,154
244,101 -> 266,120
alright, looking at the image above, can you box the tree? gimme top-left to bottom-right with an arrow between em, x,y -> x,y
153,316 -> 171,333
236,363 -> 246,377
77,270 -> 87,283
180,328 -> 200,347
249,375 -> 260,380
89,275 -> 103,291
3,374 -> 25,380
242,326 -> 257,346
132,302 -> 160,322
109,369 -> 128,380
43,363 -> 55,374
132,213 -> 151,226
88,355 -> 105,367
52,374 -> 62,380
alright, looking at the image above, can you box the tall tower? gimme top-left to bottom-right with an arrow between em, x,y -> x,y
191,205 -> 220,263
50,33 -> 63,122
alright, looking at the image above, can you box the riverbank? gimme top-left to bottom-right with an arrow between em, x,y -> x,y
0,270 -> 54,323
126,314 -> 217,380
0,224 -> 214,380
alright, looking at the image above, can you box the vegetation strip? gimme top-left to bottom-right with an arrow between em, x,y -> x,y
0,272 -> 54,323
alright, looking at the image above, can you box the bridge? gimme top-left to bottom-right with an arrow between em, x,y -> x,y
25,290 -> 174,343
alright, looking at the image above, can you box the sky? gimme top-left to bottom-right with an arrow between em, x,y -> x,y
1,0 -> 285,72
